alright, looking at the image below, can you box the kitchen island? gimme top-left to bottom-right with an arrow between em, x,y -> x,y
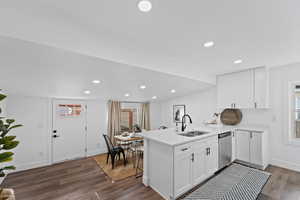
140,126 -> 229,200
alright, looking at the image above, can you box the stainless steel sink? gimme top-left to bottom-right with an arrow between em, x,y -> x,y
179,131 -> 209,137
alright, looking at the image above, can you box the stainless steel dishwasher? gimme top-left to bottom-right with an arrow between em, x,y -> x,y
218,131 -> 232,170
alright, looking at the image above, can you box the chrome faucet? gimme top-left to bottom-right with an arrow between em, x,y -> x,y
181,114 -> 193,132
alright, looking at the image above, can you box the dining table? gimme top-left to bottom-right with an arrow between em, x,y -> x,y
114,134 -> 143,167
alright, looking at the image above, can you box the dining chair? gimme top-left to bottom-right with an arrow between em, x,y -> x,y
103,134 -> 126,169
128,140 -> 143,167
135,145 -> 144,177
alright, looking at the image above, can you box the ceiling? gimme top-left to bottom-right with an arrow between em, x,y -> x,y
0,0 -> 299,85
0,36 -> 212,101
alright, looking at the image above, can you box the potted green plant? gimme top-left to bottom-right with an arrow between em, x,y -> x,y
0,92 -> 22,197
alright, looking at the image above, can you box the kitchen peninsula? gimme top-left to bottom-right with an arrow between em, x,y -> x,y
140,124 -> 269,200
140,126 -> 226,200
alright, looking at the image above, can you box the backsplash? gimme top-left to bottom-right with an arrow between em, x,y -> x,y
239,109 -> 273,126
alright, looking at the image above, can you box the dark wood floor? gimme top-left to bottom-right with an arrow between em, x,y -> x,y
1,157 -> 300,200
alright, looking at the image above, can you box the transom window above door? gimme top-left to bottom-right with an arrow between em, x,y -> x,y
59,104 -> 82,117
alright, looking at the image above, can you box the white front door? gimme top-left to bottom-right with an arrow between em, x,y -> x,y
52,99 -> 87,163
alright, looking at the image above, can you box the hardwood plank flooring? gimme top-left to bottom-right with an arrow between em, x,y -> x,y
1,158 -> 300,200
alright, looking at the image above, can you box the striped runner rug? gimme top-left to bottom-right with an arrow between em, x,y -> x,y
183,163 -> 270,200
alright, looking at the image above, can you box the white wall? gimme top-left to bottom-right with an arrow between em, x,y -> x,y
160,88 -> 217,128
5,96 -> 108,171
6,96 -> 51,171
4,95 -> 161,172
150,102 -> 162,130
86,100 -> 108,156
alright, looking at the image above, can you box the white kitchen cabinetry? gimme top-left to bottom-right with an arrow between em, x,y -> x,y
206,140 -> 219,175
174,145 -> 193,196
174,137 -> 218,198
191,141 -> 207,186
217,67 -> 269,109
235,129 -> 268,169
236,130 -> 250,162
217,69 -> 253,109
254,67 -> 269,108
250,132 -> 263,166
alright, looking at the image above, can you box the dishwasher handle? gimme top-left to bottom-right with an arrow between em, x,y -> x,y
218,131 -> 232,139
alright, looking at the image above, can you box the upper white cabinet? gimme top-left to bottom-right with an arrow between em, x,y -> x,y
217,67 -> 269,109
254,67 -> 269,108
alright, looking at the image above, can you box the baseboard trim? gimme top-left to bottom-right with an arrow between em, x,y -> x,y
87,149 -> 106,157
15,160 -> 50,172
271,159 -> 300,172
150,184 -> 170,200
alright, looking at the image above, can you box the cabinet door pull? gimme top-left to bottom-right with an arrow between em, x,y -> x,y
254,102 -> 257,109
250,132 -> 253,139
191,153 -> 194,162
206,148 -> 209,155
181,148 -> 188,151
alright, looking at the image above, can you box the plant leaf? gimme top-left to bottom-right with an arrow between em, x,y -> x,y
8,124 -> 23,131
1,166 -> 16,170
0,152 -> 14,162
0,94 -> 6,102
0,136 -> 16,144
6,119 -> 15,124
3,141 -> 19,150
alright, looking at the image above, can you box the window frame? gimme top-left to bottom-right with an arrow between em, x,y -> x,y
288,81 -> 300,145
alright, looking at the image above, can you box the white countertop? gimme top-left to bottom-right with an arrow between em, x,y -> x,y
139,124 -> 269,146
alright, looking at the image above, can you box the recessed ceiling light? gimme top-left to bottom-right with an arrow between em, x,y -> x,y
171,89 -> 176,93
138,0 -> 152,12
140,85 -> 146,89
84,90 -> 91,94
152,96 -> 157,99
203,41 -> 214,48
92,80 -> 101,84
124,93 -> 130,97
234,59 -> 243,64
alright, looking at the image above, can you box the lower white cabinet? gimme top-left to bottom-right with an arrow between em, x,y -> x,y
236,130 -> 251,162
235,129 -> 268,169
174,136 -> 218,197
174,146 -> 193,196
